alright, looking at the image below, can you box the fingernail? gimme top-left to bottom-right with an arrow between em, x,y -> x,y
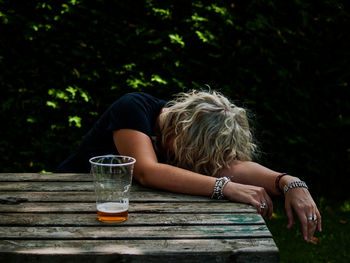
304,236 -> 307,241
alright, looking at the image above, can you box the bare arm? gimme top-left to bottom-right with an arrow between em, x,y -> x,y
218,160 -> 298,196
113,129 -> 216,196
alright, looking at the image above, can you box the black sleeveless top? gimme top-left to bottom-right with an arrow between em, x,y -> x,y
56,92 -> 167,173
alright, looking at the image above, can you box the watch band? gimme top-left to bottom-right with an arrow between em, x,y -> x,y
283,180 -> 308,194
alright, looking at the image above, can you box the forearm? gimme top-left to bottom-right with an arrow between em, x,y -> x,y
135,162 -> 216,197
218,160 -> 299,196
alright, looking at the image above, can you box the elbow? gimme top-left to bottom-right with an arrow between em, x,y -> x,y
132,165 -> 155,188
217,160 -> 246,178
133,170 -> 148,187
224,160 -> 243,173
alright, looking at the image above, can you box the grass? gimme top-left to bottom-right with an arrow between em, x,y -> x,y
265,197 -> 350,263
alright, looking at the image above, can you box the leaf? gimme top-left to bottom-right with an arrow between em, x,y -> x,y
46,101 -> 57,109
66,86 -> 77,99
168,34 -> 185,48
68,116 -> 82,128
26,117 -> 36,123
151,74 -> 167,84
195,30 -> 215,44
152,8 -> 171,19
191,13 -> 208,22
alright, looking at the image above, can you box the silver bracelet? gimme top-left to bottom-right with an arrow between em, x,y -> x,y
211,177 -> 231,200
283,180 -> 308,194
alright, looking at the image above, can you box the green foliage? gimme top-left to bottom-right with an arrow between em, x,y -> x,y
0,0 -> 349,198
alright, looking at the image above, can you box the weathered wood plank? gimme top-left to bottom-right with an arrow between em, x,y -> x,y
0,182 -> 94,192
0,191 -> 220,202
0,238 -> 279,253
0,213 -> 264,226
0,181 -> 178,192
0,239 -> 278,263
0,173 -> 92,182
0,225 -> 271,239
0,202 -> 255,213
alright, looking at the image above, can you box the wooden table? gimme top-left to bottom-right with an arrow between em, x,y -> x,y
0,173 -> 278,262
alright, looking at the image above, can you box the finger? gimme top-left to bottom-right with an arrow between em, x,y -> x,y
294,208 -> 310,242
262,202 -> 268,218
251,200 -> 262,214
300,215 -> 309,242
285,202 -> 294,229
253,200 -> 267,217
307,216 -> 317,242
262,192 -> 273,219
259,201 -> 267,218
316,210 -> 322,232
261,199 -> 271,219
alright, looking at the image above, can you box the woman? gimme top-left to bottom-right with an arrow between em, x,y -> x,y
57,90 -> 322,242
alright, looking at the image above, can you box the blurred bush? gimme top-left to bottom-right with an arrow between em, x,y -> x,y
0,0 -> 349,198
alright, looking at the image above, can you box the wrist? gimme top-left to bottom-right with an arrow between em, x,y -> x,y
211,177 -> 230,199
279,175 -> 300,193
222,181 -> 234,198
283,180 -> 308,194
274,173 -> 288,194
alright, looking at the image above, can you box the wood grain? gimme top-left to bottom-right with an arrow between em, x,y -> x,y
0,225 -> 271,239
0,239 -> 278,263
0,201 -> 255,213
0,191 -> 228,202
0,212 -> 264,226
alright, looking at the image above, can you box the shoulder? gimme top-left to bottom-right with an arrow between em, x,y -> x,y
119,92 -> 158,101
105,92 -> 165,136
114,92 -> 166,111
108,92 -> 166,118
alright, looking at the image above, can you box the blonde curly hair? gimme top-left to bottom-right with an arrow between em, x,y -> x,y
158,90 -> 257,176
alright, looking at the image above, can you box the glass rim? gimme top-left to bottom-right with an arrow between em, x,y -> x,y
89,155 -> 136,167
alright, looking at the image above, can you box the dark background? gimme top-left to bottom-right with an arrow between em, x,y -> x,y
1,0 -> 349,199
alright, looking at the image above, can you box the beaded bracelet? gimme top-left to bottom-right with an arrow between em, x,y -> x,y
283,181 -> 308,194
275,173 -> 288,194
211,177 -> 231,200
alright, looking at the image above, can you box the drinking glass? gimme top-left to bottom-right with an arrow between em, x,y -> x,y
89,155 -> 136,223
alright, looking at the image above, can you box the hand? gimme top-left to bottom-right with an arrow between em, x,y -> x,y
284,185 -> 322,242
223,182 -> 273,219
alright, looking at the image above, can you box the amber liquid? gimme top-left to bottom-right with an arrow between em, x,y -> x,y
97,202 -> 128,223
